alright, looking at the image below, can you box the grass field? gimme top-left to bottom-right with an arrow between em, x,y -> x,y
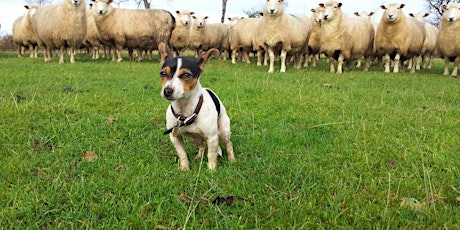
0,51 -> 459,229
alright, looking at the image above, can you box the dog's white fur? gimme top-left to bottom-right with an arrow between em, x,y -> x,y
161,49 -> 235,170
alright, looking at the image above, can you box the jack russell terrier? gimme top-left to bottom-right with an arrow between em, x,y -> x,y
160,48 -> 235,170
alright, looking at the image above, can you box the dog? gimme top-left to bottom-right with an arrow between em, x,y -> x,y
160,48 -> 235,171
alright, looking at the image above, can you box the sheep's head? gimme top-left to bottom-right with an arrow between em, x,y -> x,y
322,1 -> 342,22
264,0 -> 284,17
192,15 -> 208,29
408,12 -> 429,24
24,5 -> 39,18
176,10 -> 194,26
311,7 -> 325,24
381,3 -> 405,23
442,3 -> 460,23
92,0 -> 112,16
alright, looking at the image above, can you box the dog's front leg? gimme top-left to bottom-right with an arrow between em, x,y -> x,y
170,135 -> 190,171
206,135 -> 220,170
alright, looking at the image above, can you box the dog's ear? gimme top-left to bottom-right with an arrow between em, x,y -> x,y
196,48 -> 220,72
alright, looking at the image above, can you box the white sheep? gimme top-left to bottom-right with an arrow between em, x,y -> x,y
374,3 -> 426,73
353,11 -> 375,68
83,7 -> 101,60
170,9 -> 194,56
262,0 -> 310,73
189,15 -> 230,59
408,12 -> 438,70
12,5 -> 40,58
308,6 -> 325,67
91,0 -> 175,63
31,0 -> 87,63
319,2 -> 375,74
437,3 -> 460,77
229,17 -> 266,65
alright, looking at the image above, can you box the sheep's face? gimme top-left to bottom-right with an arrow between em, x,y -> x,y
192,15 -> 208,29
264,0 -> 284,17
311,7 -> 325,24
408,12 -> 428,24
176,10 -> 194,26
92,0 -> 111,16
67,0 -> 83,7
322,2 -> 342,22
442,4 -> 460,23
382,4 -> 405,23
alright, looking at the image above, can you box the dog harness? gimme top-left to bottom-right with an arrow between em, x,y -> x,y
163,89 -> 221,135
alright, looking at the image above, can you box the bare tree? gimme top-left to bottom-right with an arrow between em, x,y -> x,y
221,0 -> 228,23
24,0 -> 53,5
423,0 -> 460,26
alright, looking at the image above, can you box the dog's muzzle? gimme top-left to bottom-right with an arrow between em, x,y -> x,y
163,87 -> 174,99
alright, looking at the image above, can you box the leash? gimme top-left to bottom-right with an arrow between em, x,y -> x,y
163,94 -> 204,135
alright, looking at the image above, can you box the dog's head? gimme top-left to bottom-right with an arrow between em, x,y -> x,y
160,49 -> 220,101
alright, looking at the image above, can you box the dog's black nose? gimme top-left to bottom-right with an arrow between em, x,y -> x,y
163,87 -> 174,97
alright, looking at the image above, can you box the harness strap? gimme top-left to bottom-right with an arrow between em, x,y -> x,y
163,94 -> 203,135
206,89 -> 221,116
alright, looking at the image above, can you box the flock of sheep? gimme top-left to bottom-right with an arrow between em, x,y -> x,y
10,0 -> 460,76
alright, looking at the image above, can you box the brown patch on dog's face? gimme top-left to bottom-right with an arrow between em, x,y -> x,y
160,66 -> 172,88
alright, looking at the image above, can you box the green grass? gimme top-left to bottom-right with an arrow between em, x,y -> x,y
0,51 -> 459,229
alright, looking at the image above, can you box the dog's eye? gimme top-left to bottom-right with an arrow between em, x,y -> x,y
181,73 -> 192,79
159,71 -> 168,78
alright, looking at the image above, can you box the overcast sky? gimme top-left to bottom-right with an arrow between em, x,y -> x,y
0,0 -> 426,35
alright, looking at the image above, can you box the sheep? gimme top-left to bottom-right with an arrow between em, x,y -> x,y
408,12 -> 438,70
12,5 -> 40,58
229,17 -> 266,65
374,3 -> 426,73
83,5 -> 101,60
31,0 -> 87,63
262,0 -> 310,73
170,9 -> 194,56
319,1 -> 374,74
437,3 -> 460,77
308,6 -> 325,67
91,0 -> 175,63
189,15 -> 230,59
353,11 -> 375,68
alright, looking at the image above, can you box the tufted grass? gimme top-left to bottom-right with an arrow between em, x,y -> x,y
0,51 -> 459,229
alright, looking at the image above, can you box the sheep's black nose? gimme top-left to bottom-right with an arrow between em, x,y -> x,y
163,87 -> 174,97
269,9 -> 275,14
448,17 -> 455,22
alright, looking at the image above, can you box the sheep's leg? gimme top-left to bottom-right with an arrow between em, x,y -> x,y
364,56 -> 370,72
451,57 -> 459,77
58,47 -> 65,64
231,49 -> 237,64
336,54 -> 344,74
415,55 -> 421,71
384,54 -> 391,73
28,46 -> 34,58
427,55 -> 433,69
443,58 -> 450,76
329,57 -> 335,73
268,48 -> 275,73
117,48 -> 123,62
410,57 -> 416,73
257,50 -> 263,66
280,49 -> 287,73
393,53 -> 401,73
70,47 -> 76,64
243,51 -> 251,64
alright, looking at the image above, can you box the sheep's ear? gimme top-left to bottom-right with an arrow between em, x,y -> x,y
108,0 -> 113,4
423,13 -> 429,17
399,4 -> 405,9
196,48 -> 220,72
192,15 -> 197,19
409,13 -> 414,17
311,8 -> 316,13
369,12 -> 375,16
24,5 -> 29,9
190,11 -> 195,15
338,3 -> 342,8
441,5 -> 447,11
319,3 -> 325,8
204,16 -> 209,20
380,5 -> 386,10
354,12 -> 359,16
176,10 -> 180,14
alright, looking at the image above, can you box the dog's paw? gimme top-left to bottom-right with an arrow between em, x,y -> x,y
208,160 -> 217,171
180,160 -> 190,171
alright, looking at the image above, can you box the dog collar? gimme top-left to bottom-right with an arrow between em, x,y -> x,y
163,94 -> 204,135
